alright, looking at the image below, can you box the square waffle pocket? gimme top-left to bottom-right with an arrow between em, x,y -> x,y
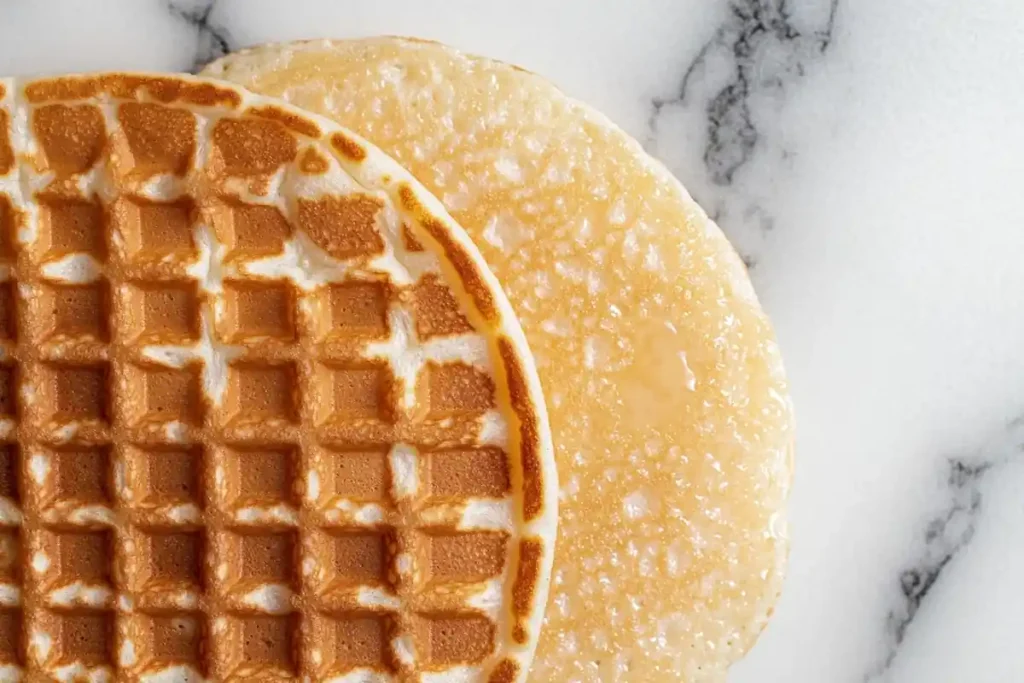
0,73 -> 556,682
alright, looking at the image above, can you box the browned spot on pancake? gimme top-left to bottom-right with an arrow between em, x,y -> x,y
499,337 -> 542,521
25,75 -> 242,108
298,147 -> 330,175
0,110 -> 12,175
397,184 -> 498,324
330,131 -> 367,162
297,194 -> 384,259
511,538 -> 542,644
488,658 -> 519,683
0,83 -> 5,99
212,118 -> 297,176
248,105 -> 321,138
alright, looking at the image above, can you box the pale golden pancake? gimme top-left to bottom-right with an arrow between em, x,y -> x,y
0,72 -> 555,682
205,37 -> 794,682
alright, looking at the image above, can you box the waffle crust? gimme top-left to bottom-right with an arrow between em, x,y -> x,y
0,74 -> 556,683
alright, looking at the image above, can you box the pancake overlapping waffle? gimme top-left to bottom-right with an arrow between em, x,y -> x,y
0,74 -> 555,682
205,38 -> 795,683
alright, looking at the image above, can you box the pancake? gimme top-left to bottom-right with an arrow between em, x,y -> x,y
205,37 -> 794,682
0,72 -> 555,682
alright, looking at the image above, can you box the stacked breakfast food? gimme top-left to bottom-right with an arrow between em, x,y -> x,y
0,36 -> 792,683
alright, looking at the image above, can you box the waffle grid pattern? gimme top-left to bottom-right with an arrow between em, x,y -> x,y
0,81 -> 522,681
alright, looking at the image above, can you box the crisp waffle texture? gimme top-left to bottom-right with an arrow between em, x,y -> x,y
204,37 -> 795,683
0,73 -> 556,682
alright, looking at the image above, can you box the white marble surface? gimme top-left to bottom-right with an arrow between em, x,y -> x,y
2,1 -> 1024,681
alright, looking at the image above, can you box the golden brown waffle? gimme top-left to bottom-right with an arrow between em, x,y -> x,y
0,74 -> 556,682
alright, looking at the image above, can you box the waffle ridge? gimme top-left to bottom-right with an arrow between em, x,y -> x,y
0,74 -> 556,682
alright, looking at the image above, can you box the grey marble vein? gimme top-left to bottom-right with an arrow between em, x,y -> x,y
646,0 -> 839,269
650,0 -> 838,185
165,0 -> 235,73
865,419 -> 1024,681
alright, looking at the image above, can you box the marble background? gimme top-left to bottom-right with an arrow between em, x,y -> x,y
1,1 -> 1023,680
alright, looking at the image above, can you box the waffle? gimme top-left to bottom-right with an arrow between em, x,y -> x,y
204,38 -> 795,683
0,74 -> 556,682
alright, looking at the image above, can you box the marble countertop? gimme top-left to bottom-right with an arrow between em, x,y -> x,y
2,1 -> 1023,681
